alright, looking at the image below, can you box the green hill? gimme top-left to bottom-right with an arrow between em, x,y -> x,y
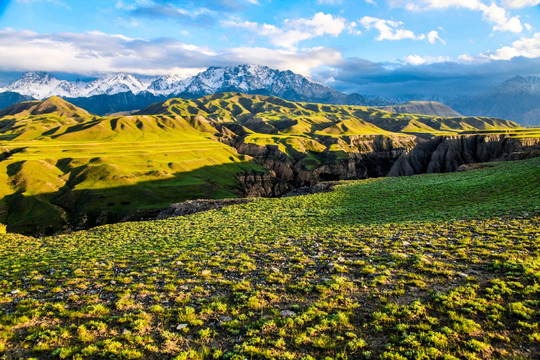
0,93 -> 531,234
0,96 -> 261,234
0,158 -> 538,359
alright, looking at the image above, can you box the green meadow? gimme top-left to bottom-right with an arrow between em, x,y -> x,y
0,94 -> 530,234
0,157 -> 539,359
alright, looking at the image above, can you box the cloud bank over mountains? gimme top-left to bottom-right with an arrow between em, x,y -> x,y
0,0 -> 539,97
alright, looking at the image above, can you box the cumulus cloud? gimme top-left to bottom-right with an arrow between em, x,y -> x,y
403,54 -> 427,65
490,32 -> 540,60
222,12 -> 347,50
360,16 -> 425,41
403,54 -> 450,65
393,0 -> 524,33
227,46 -> 343,75
0,29 -> 342,77
427,30 -> 445,44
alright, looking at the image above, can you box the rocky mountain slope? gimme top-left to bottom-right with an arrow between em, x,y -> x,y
4,71 -> 150,99
451,75 -> 540,126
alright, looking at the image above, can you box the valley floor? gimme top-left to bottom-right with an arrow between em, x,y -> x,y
0,158 -> 539,359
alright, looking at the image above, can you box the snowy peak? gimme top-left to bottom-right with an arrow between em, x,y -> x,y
85,73 -> 147,96
495,75 -> 540,95
2,65 -> 346,104
7,71 -> 84,99
147,74 -> 192,95
3,71 -> 150,99
182,64 -> 337,100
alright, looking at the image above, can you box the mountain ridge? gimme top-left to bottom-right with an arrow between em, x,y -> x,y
451,75 -> 540,126
0,65 -> 386,114
2,68 -> 539,124
380,101 -> 462,117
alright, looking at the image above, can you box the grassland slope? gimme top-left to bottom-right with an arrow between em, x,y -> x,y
0,158 -> 538,359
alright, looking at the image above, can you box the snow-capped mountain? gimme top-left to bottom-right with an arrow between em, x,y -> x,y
5,72 -> 150,99
6,71 -> 85,99
84,73 -> 148,96
0,65 -> 382,115
183,65 -> 279,94
2,65 -> 347,101
181,65 -> 343,102
147,74 -> 192,96
491,75 -> 540,95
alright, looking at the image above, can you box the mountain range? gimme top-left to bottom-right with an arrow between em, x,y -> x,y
0,65 -> 381,114
450,75 -> 540,126
0,65 -> 539,125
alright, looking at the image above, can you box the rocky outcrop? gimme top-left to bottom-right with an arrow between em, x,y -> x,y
282,182 -> 337,197
388,135 -> 540,176
232,133 -> 540,197
157,199 -> 253,219
234,135 -> 418,197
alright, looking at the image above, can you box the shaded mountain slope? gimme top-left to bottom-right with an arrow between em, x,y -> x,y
451,76 -> 540,126
0,91 -> 34,112
380,101 -> 462,117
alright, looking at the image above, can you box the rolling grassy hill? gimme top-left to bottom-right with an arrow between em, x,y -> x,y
0,96 -> 261,234
0,158 -> 538,359
0,93 -> 531,235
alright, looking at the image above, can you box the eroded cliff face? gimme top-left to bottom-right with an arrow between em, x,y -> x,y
230,134 -> 540,197
232,135 -> 418,197
388,135 -> 540,177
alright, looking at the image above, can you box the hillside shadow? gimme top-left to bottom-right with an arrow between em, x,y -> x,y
2,161 -> 262,236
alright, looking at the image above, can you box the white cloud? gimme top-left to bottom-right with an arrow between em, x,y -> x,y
360,16 -> 425,41
456,53 -> 492,63
286,12 -> 346,37
502,0 -> 540,9
348,22 -> 362,35
222,12 -> 346,50
227,46 -> 343,76
0,29 -> 343,77
427,30 -> 445,44
483,2 -> 523,32
394,0 -> 524,33
404,54 -> 428,65
490,32 -> 540,60
403,54 -> 450,65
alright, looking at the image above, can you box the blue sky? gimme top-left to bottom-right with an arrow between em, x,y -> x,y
0,0 -> 539,96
